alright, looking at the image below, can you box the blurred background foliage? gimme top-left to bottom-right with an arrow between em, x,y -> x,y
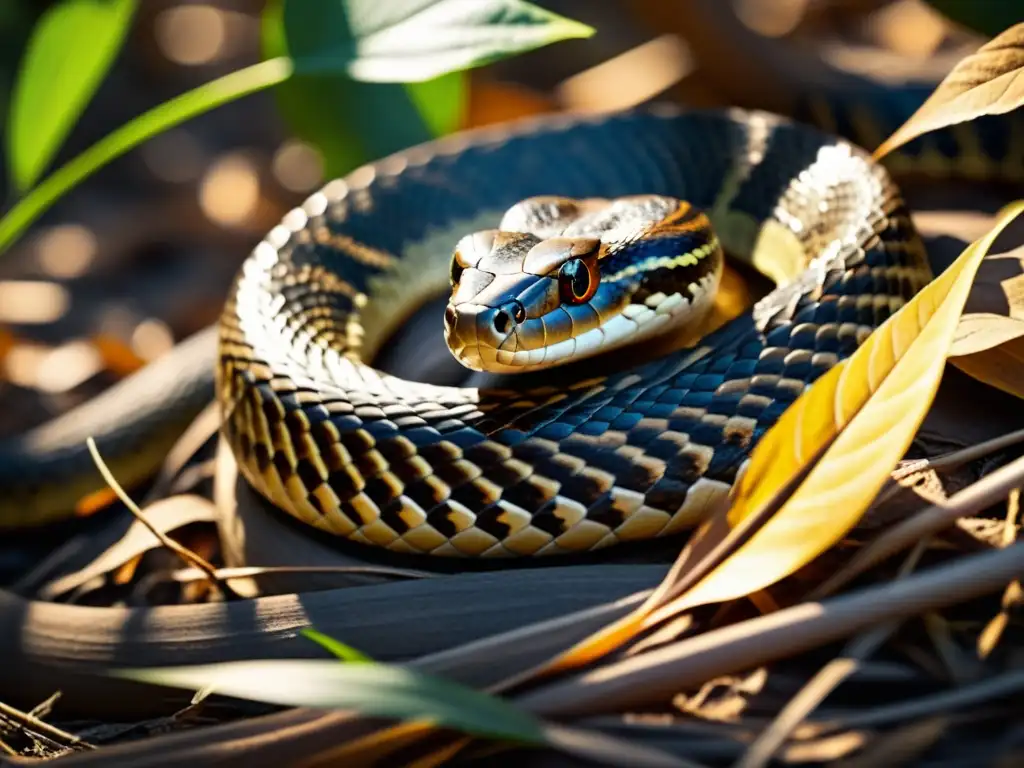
0,0 -> 1013,446
259,0 -> 465,181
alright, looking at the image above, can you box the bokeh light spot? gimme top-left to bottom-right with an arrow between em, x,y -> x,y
132,318 -> 176,360
273,140 -> 325,193
36,224 -> 97,278
199,153 -> 261,226
0,281 -> 70,324
35,341 -> 103,394
155,5 -> 227,66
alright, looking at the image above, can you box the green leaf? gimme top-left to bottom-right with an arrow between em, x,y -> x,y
262,0 -> 465,182
7,0 -> 137,192
0,58 -> 294,255
301,628 -> 374,662
116,660 -> 546,744
405,73 -> 466,137
0,0 -> 588,256
924,0 -> 1024,38
264,0 -> 590,176
282,0 -> 594,83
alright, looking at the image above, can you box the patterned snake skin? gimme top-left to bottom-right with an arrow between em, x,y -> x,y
217,106 -> 932,558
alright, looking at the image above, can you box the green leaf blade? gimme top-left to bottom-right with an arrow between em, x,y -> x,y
301,628 -> 374,663
924,0 -> 1024,38
264,0 -> 467,179
116,660 -> 546,745
268,0 -> 589,174
282,0 -> 592,83
7,0 -> 138,192
0,57 -> 294,254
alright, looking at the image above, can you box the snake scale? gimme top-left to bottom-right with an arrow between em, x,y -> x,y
0,96 -> 1018,716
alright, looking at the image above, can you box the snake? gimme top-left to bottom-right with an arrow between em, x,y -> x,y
0,106 -> 938,552
0,94 -> 1020,717
213,105 -> 934,559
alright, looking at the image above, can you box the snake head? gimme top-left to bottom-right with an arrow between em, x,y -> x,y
444,195 -> 724,373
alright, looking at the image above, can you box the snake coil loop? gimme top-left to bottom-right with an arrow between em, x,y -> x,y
216,106 -> 931,558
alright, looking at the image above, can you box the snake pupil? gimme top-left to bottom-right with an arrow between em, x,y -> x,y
558,258 -> 594,304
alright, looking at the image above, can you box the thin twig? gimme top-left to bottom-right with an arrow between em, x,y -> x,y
85,437 -> 241,600
876,428 -> 1024,509
926,428 -> 1024,473
0,700 -> 93,752
28,693 -> 60,722
813,669 -> 1024,733
543,722 -> 711,768
732,539 -> 929,768
923,611 -> 977,683
514,543 -> 1024,718
168,564 -> 435,584
830,717 -> 948,768
979,487 -> 1022,658
810,452 -> 1024,600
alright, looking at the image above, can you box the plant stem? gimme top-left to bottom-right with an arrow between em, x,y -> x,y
0,56 -> 294,254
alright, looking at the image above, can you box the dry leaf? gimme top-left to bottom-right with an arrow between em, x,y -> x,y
952,337 -> 1024,399
951,313 -> 1024,356
544,202 -> 1024,672
948,246 -> 1024,398
39,494 -> 217,600
873,23 -> 1024,159
653,203 -> 1024,616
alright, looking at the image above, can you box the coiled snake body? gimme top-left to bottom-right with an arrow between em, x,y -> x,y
215,106 -> 932,558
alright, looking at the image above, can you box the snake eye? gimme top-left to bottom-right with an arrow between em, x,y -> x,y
558,258 -> 598,305
449,253 -> 465,286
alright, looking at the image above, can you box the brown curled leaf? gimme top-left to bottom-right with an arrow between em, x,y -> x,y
949,244 -> 1024,399
873,23 -> 1024,160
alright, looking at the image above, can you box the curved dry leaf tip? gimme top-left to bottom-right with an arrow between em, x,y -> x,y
536,610 -> 645,676
659,202 -> 1024,614
874,23 -> 1024,159
948,207 -> 1024,396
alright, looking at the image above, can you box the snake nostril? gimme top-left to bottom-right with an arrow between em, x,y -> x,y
493,300 -> 525,335
493,309 -> 511,335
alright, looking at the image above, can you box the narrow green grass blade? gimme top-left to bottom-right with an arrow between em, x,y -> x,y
0,57 -> 294,255
301,628 -> 374,663
7,0 -> 137,192
117,660 -> 546,745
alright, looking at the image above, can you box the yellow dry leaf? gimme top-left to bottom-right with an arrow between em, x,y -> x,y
951,313 -> 1024,357
952,335 -> 1024,399
948,246 -> 1024,398
544,202 -> 1024,672
873,23 -> 1024,159
658,201 -> 1024,615
655,201 -> 1024,618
